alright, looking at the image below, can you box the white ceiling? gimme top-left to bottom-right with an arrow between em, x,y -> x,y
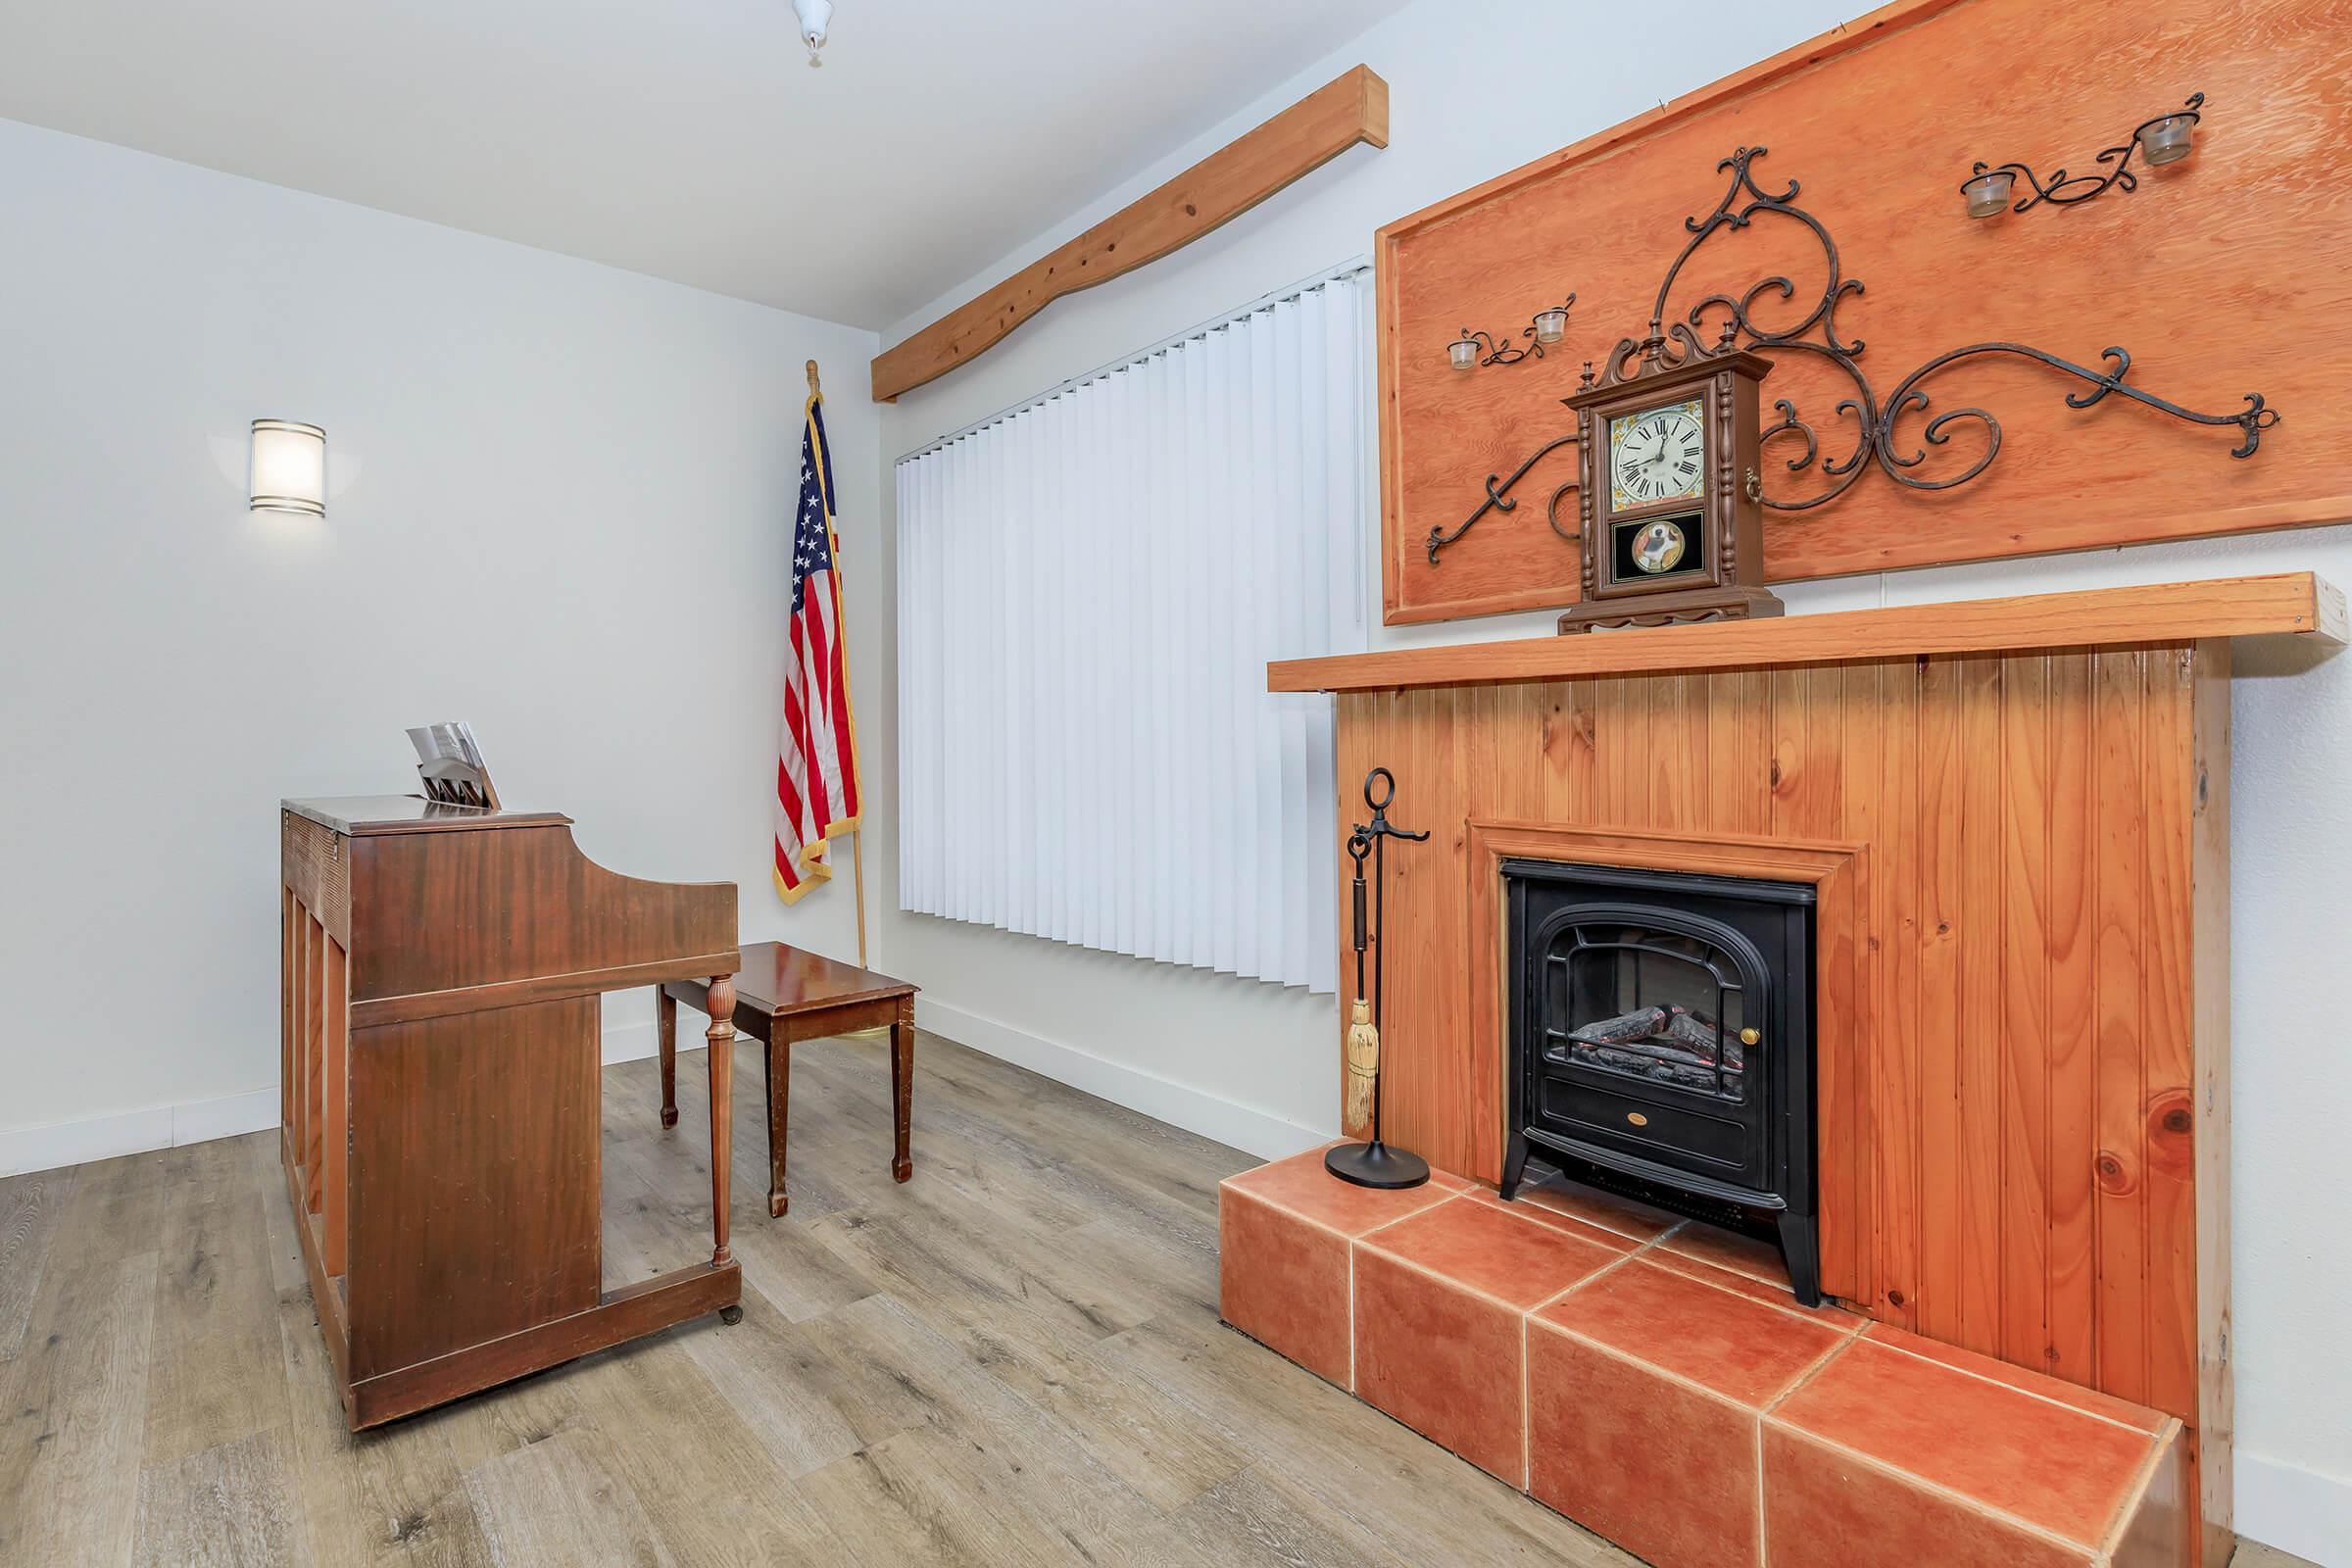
0,0 -> 1409,331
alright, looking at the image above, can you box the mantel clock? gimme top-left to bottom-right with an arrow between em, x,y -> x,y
1557,335 -> 1784,633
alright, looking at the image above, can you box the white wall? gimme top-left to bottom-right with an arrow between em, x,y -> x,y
864,0 -> 2352,1557
0,119 -> 882,1174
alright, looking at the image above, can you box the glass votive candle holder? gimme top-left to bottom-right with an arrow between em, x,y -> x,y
1532,307 -> 1568,345
1447,335 -> 1480,370
2138,113 -> 2196,166
1962,169 -> 2016,219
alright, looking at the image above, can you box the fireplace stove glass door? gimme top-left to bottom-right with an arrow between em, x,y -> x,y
1532,907 -> 1772,1193
1550,925 -> 1749,1104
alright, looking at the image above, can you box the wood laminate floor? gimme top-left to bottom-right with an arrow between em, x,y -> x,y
0,1031 -> 2319,1568
0,1031 -> 1631,1567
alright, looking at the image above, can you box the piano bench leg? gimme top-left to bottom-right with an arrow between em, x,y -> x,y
766,1036 -> 791,1219
891,997 -> 914,1184
657,987 -> 679,1129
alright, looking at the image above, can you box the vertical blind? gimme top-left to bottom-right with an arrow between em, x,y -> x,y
896,265 -> 1371,993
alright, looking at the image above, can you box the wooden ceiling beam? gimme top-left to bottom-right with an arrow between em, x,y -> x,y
868,64 -> 1388,403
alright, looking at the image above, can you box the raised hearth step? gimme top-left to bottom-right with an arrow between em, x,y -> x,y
1218,1143 -> 2189,1568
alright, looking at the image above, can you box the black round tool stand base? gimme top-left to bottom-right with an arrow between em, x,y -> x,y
1324,1140 -> 1430,1190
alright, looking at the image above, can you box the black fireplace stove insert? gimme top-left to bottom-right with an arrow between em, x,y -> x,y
1501,858 -> 1821,1305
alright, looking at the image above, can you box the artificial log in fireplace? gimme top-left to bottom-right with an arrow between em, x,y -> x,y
1502,859 -> 1820,1304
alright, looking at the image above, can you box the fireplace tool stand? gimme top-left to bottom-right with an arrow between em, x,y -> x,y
1326,767 -> 1432,1190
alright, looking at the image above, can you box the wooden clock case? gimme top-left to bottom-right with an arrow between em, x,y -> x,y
1559,337 -> 1785,633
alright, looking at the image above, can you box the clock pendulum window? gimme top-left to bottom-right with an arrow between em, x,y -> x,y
1557,334 -> 1785,634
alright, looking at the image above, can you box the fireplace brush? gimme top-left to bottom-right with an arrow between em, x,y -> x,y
1326,766 -> 1432,1191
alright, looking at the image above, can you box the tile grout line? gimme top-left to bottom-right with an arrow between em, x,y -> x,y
1753,1414 -> 1770,1568
1348,1228 -> 1358,1393
1470,1187 -> 1675,1250
1221,1177 -> 1467,1248
1608,1222 -> 1873,1336
1473,1191 -> 1642,1248
1353,1188 -> 1475,1244
1520,1308 -> 1532,1491
1852,1330 -> 2167,1438
1635,1241 -> 1861,1328
1525,1245 -> 1645,1316
1643,1263 -> 1845,1329
1631,1215 -> 1841,1296
1353,1230 -> 1602,1318
1527,1313 -> 1782,1420
2094,1415 -> 2181,1562
1759,1323 -> 1860,1417
1759,1415 -> 2116,1557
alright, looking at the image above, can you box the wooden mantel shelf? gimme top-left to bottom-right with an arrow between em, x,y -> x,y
1269,572 -> 2343,693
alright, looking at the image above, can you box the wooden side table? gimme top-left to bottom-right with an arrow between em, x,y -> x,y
658,941 -> 917,1217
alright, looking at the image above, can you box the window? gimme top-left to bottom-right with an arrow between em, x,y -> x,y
895,265 -> 1371,992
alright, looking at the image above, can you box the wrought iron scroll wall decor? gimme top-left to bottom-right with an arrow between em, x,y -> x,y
1961,94 -> 2204,219
1447,295 -> 1577,369
1424,143 -> 2277,564
1423,433 -> 1581,562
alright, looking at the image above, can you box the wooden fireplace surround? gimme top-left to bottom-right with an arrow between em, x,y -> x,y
1271,571 -> 2347,1567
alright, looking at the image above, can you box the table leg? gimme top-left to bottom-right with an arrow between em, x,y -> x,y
657,987 -> 678,1129
891,996 -> 914,1183
766,1034 -> 792,1218
705,976 -> 735,1275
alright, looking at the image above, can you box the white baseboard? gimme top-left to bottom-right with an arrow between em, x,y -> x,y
2238,1450 -> 2352,1567
2,1002 -> 1312,1176
914,996 -> 1332,1162
602,1017 -> 658,1066
2,1020 -> 664,1179
0,1087 -> 276,1179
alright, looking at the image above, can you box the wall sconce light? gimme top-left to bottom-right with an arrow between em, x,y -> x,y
1447,294 -> 1577,370
792,0 -> 832,66
250,419 -> 326,517
1961,92 -> 2205,220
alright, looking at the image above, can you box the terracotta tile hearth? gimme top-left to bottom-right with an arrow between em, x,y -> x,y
1216,1152 -> 1469,1386
1353,1190 -> 1621,1482
1220,1145 -> 2188,1567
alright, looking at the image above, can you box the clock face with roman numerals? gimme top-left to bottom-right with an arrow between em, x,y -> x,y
1607,398 -> 1706,513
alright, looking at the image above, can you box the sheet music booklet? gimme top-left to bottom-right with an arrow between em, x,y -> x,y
407,722 -> 501,808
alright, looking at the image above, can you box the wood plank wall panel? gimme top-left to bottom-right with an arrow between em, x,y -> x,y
2047,653 -> 2099,1387
1376,0 -> 2352,624
1338,644 -> 2219,1457
2093,650 -> 2150,1404
1871,657 -> 1922,1331
2188,640 -> 2235,1564
2144,648 -> 2200,1424
1999,652 -> 2052,1373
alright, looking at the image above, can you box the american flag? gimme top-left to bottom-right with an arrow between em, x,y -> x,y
774,391 -> 861,904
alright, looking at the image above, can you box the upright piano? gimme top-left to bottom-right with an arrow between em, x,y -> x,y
279,795 -> 744,1428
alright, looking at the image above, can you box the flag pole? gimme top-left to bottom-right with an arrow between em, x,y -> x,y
806,356 -> 871,971
852,829 -> 869,969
